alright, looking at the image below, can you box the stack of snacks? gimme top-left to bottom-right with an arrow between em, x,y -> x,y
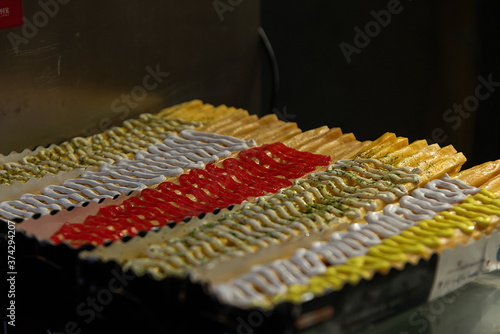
4,100 -> 500,333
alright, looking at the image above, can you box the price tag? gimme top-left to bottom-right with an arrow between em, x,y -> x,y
428,229 -> 500,301
482,229 -> 500,272
0,0 -> 23,30
428,236 -> 487,301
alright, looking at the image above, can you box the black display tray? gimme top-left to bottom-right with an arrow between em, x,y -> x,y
183,255 -> 437,334
2,216 -> 498,334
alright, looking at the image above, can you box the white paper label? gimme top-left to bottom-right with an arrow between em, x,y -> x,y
482,231 -> 500,273
428,229 -> 500,301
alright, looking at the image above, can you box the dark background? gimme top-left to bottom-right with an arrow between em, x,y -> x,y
0,0 -> 261,154
261,0 -> 500,169
0,0 -> 498,166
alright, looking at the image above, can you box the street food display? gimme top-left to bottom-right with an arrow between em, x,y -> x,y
3,100 -> 500,333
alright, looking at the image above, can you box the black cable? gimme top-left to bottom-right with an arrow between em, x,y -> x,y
258,26 -> 280,114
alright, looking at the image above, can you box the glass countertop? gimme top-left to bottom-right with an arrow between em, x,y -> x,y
356,270 -> 500,334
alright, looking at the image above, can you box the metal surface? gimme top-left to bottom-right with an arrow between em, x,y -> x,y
0,0 -> 260,154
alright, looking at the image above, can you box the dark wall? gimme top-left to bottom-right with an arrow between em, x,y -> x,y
261,0 -> 500,168
0,0 -> 260,154
474,0 -> 500,167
